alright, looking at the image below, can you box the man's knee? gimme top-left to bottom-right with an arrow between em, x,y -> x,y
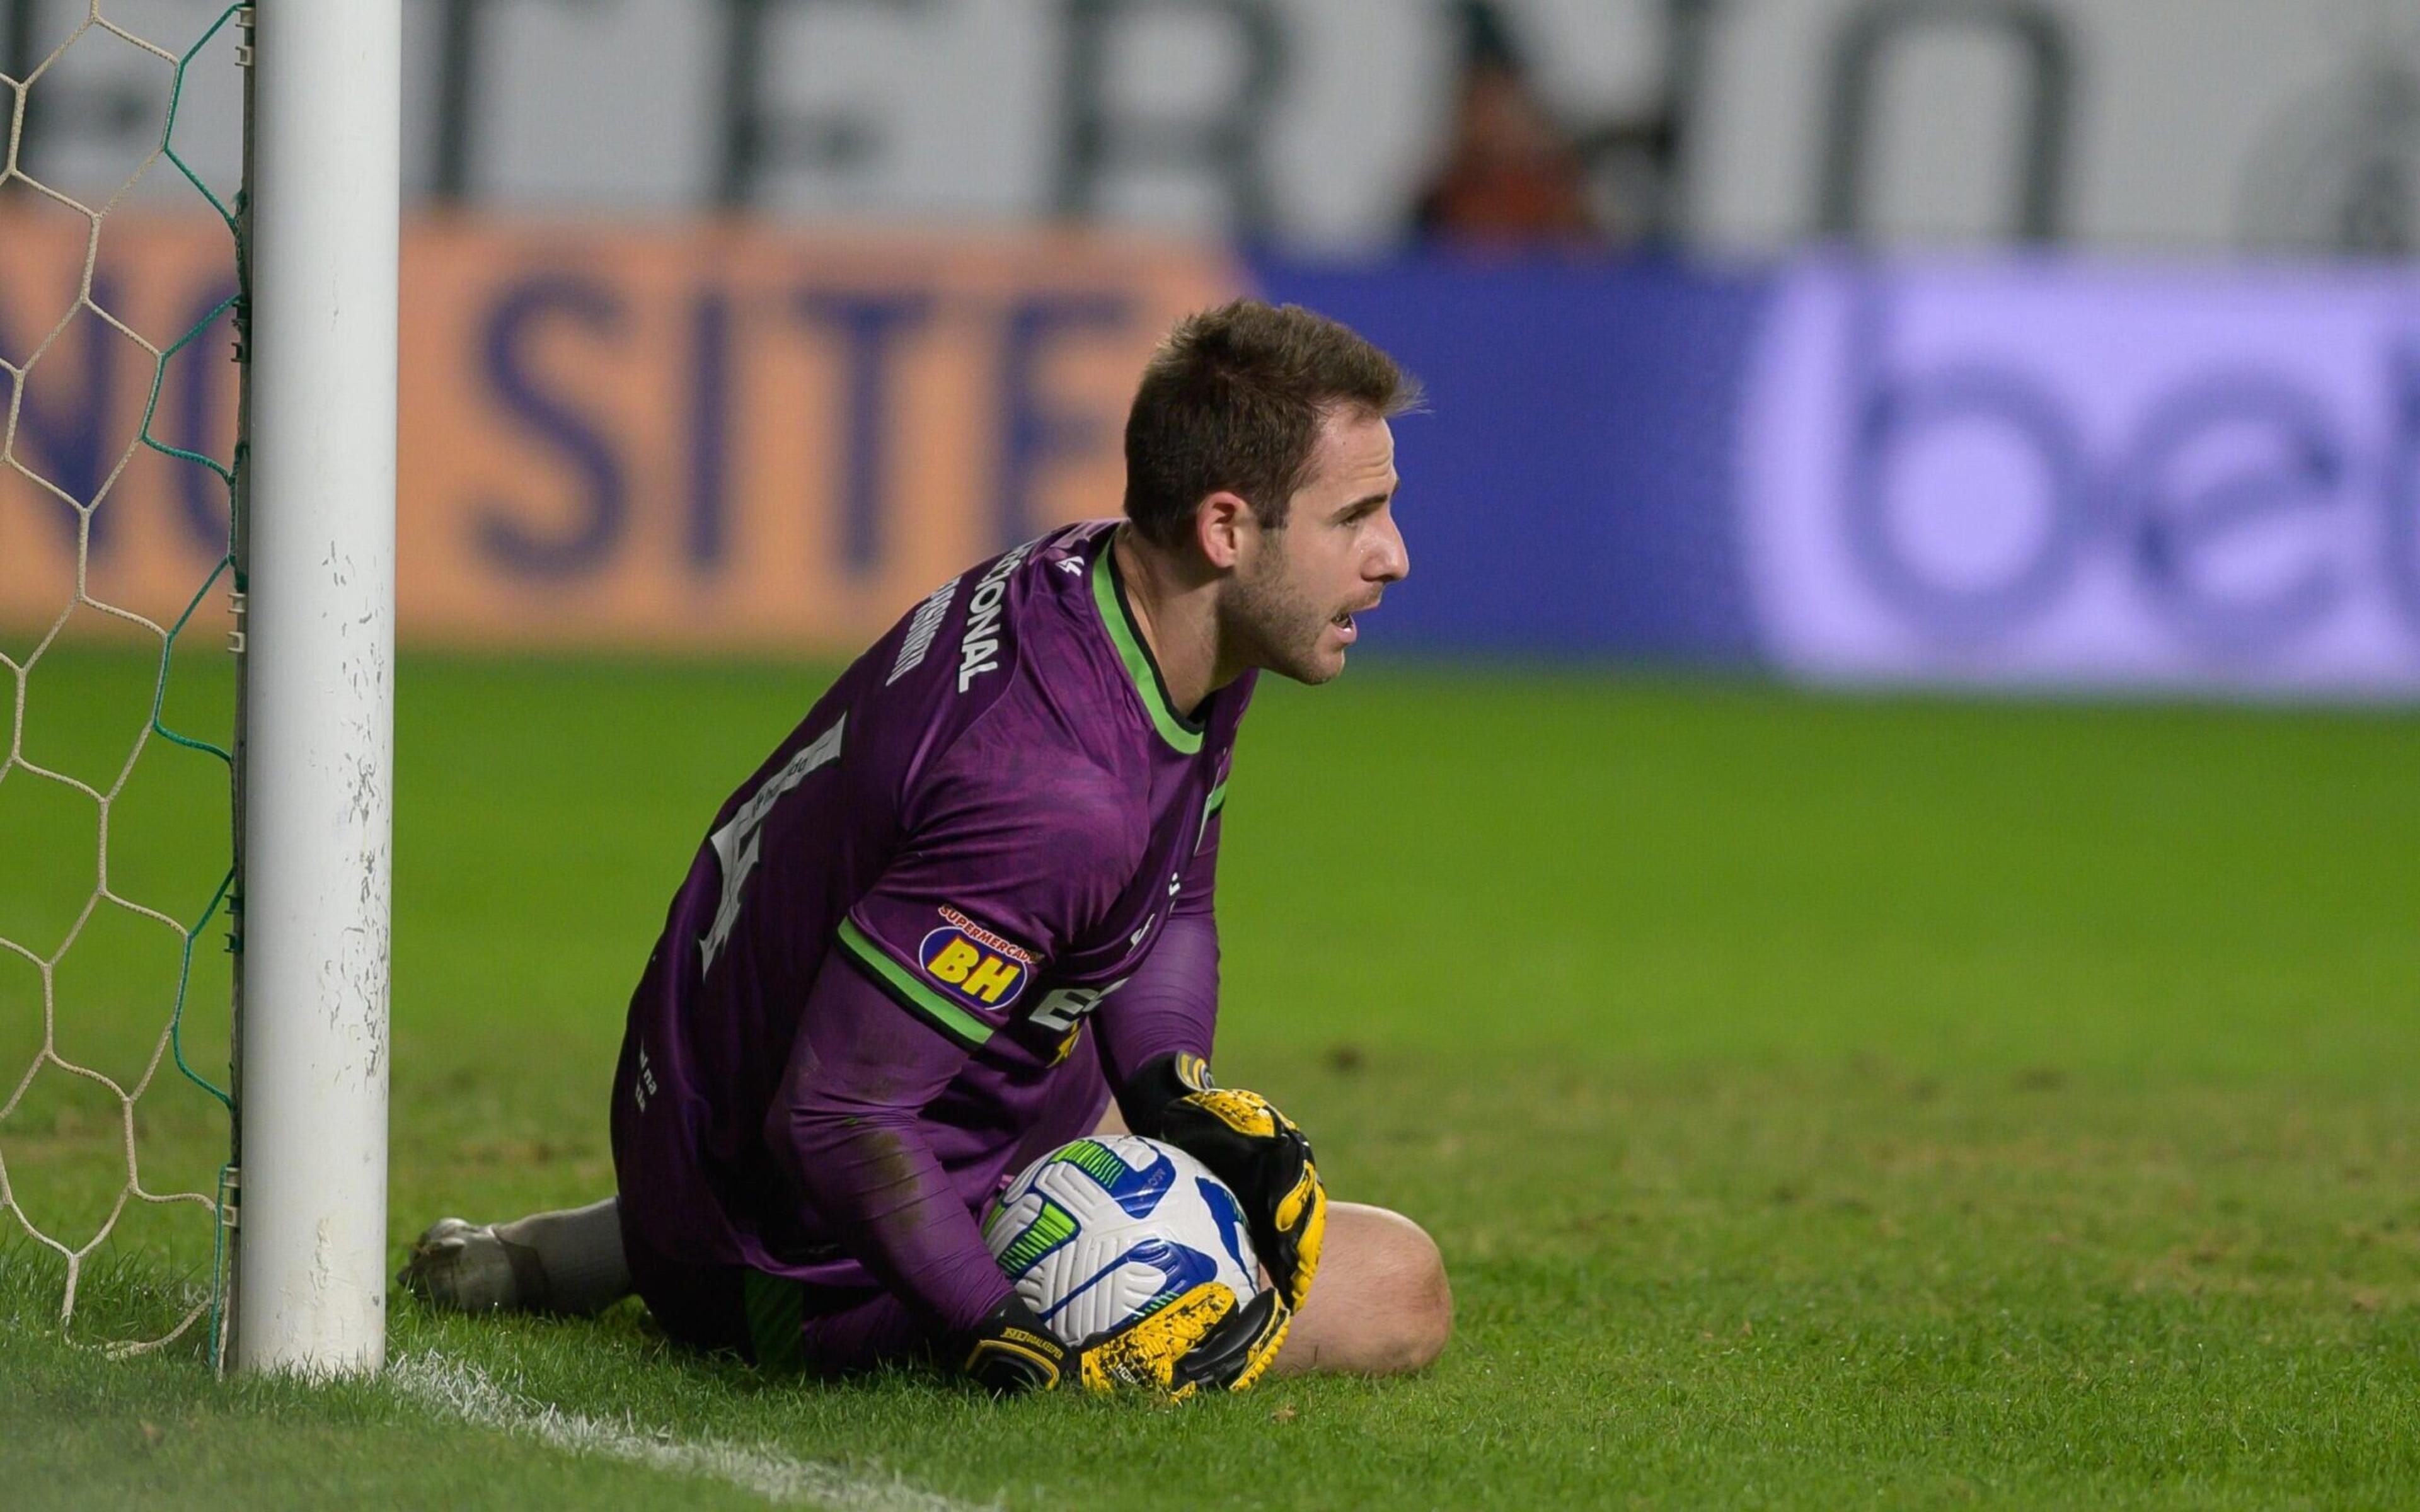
1378,1210 -> 1454,1372
1330,1204 -> 1453,1375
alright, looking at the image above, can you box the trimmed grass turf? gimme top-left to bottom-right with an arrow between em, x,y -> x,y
5,649 -> 2419,1508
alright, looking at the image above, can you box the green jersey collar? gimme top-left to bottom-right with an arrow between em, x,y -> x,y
1092,532 -> 1207,755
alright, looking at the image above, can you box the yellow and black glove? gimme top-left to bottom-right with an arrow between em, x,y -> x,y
961,1284 -> 1291,1399
1122,1053 -> 1327,1314
960,1294 -> 1069,1395
1075,1281 -> 1289,1397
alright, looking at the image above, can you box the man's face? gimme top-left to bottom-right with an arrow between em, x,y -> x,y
1223,408 -> 1409,685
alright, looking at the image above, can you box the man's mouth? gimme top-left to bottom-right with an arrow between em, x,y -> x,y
1330,597 -> 1380,642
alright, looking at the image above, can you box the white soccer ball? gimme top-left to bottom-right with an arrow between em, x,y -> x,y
982,1134 -> 1261,1347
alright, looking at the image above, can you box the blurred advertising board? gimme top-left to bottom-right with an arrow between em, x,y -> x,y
6,215 -> 2419,698
34,0 -> 2392,260
0,217 -> 1235,650
1734,261 -> 2420,698
1262,254 -> 2420,699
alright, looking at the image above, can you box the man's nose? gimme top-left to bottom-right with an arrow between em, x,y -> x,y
1371,513 -> 1409,584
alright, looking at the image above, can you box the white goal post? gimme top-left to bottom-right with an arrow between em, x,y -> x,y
231,0 -> 401,1377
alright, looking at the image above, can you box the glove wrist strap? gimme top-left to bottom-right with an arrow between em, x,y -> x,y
1115,1051 -> 1214,1138
962,1293 -> 1065,1394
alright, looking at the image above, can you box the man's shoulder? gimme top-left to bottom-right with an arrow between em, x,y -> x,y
925,696 -> 1150,870
845,521 -> 1121,759
964,524 -> 1165,765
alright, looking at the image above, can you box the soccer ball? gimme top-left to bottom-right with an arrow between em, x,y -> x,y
982,1134 -> 1261,1346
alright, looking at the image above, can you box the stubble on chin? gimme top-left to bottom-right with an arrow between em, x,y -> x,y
1226,564 -> 1337,686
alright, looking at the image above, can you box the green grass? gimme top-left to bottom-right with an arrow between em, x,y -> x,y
6,648 -> 2419,1508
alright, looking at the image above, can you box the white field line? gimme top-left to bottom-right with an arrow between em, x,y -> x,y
389,1352 -> 995,1512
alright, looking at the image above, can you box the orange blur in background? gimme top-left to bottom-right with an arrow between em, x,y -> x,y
0,215 -> 1238,652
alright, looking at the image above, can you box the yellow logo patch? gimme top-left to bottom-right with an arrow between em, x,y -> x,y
916,909 -> 1033,1009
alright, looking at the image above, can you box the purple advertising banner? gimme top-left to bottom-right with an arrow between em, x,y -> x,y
1740,258 -> 2420,697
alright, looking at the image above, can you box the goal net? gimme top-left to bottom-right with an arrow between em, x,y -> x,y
0,3 -> 253,1362
8,0 -> 397,1380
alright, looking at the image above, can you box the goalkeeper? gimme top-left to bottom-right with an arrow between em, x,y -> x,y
401,300 -> 1451,1394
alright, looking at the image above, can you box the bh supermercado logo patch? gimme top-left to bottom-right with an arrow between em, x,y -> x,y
917,908 -> 1035,1009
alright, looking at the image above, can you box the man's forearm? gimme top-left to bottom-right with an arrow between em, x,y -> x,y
1096,912 -> 1220,1131
766,954 -> 1012,1334
777,1103 -> 1012,1334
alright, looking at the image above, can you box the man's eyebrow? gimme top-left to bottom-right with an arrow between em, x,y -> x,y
1335,485 -> 1397,515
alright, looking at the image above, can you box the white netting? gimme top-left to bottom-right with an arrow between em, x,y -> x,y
0,2 -> 246,1359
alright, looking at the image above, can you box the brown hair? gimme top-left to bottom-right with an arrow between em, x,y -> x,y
1122,299 -> 1419,546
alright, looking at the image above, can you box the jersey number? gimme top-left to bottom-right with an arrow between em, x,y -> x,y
700,715 -> 846,971
1028,976 -> 1127,1034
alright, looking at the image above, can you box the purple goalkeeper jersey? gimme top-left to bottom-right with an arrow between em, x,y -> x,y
610,520 -> 1247,1333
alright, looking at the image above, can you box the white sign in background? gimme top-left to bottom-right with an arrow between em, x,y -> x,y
1739,259 -> 2420,696
14,0 -> 2413,255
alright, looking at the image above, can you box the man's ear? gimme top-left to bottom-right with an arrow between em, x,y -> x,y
1195,491 -> 1252,571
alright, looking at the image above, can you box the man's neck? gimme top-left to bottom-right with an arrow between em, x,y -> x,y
1111,525 -> 1236,718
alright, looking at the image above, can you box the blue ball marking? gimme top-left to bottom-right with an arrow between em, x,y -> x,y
1197,1176 -> 1253,1278
1051,1137 -> 1178,1218
1039,1235 -> 1222,1326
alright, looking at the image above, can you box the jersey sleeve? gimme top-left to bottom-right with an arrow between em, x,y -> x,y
1097,765 -> 1228,1095
766,949 -> 1013,1335
1096,912 -> 1218,1098
836,753 -> 1140,1050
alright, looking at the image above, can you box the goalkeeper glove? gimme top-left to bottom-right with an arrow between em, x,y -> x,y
1123,1053 -> 1327,1314
960,1283 -> 1291,1399
960,1294 -> 1067,1395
